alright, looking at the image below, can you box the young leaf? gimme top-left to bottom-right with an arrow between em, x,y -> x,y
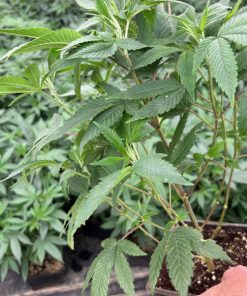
69,42 -> 118,59
238,95 -> 247,137
199,1 -> 209,32
207,142 -> 224,158
79,104 -> 124,151
170,123 -> 202,165
149,237 -> 167,293
133,46 -> 181,69
67,168 -> 132,249
169,113 -> 189,153
225,0 -> 242,21
133,154 -> 192,186
94,122 -> 126,154
193,37 -> 216,73
178,51 -> 195,100
218,12 -> 247,46
209,38 -> 238,106
23,64 -> 41,88
0,27 -> 53,38
128,87 -> 185,122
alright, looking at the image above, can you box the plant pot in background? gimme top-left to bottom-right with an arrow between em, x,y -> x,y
27,257 -> 67,290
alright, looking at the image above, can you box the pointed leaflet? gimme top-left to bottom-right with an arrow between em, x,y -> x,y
169,112 -> 189,153
116,38 -> 146,50
94,122 -> 126,154
0,27 -> 53,38
91,157 -> 126,166
69,42 -> 118,59
209,38 -> 237,106
82,251 -> 106,295
181,227 -> 232,262
236,47 -> 247,71
82,239 -> 145,296
60,35 -> 102,58
149,237 -> 167,293
23,64 -> 41,89
79,103 -> 124,151
193,37 -> 216,73
67,168 -> 132,249
75,0 -> 96,10
0,76 -> 41,94
113,80 -> 184,100
178,51 -> 195,100
32,98 -> 114,153
117,239 -> 146,257
218,12 -> 247,46
238,95 -> 247,137
129,87 -> 185,122
1,29 -> 81,59
133,46 -> 181,69
195,239 -> 232,262
166,227 -> 194,296
91,248 -> 115,296
132,154 -> 192,186
170,123 -> 202,165
114,250 -> 135,296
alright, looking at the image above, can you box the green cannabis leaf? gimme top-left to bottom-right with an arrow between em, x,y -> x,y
82,238 -> 146,296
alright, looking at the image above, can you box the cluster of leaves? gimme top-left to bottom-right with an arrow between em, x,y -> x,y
1,0 -> 247,295
0,107 -> 70,281
0,181 -> 67,281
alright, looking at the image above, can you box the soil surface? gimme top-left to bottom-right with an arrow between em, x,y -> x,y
157,225 -> 247,295
28,256 -> 64,276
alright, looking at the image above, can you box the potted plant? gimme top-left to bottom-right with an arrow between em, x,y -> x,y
1,0 -> 247,295
0,180 -> 67,288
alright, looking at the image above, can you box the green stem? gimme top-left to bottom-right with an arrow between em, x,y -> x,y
212,100 -> 238,238
44,79 -> 73,115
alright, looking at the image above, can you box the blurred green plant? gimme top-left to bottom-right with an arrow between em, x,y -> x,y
1,0 -> 247,295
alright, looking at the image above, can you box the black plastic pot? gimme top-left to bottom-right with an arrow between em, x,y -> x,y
27,264 -> 67,290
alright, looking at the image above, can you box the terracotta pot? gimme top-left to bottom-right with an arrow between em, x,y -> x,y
154,221 -> 247,296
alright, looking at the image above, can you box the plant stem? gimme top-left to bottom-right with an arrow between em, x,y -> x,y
212,100 -> 238,238
121,223 -> 144,240
190,110 -> 214,130
110,199 -> 160,243
44,79 -> 73,115
117,198 -> 165,230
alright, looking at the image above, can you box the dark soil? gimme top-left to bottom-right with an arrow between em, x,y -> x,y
28,256 -> 64,276
157,225 -> 247,295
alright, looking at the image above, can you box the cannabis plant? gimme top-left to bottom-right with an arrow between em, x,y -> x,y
1,0 -> 247,295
